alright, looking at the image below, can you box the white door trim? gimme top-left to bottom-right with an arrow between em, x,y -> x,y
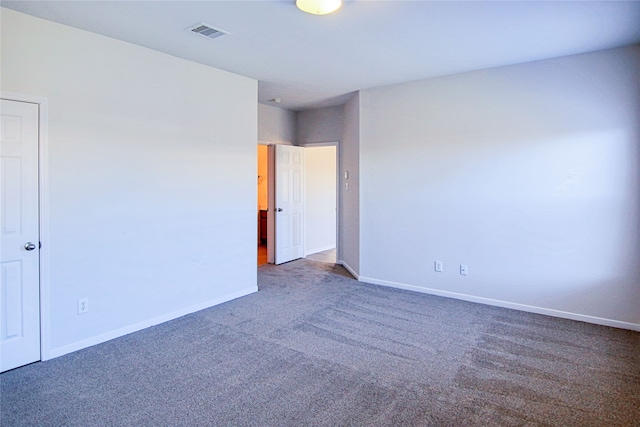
1,91 -> 50,362
299,141 -> 338,148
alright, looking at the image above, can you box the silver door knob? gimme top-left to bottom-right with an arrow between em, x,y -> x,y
24,242 -> 37,251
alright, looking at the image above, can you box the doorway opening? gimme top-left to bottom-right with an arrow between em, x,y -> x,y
257,143 -> 338,266
302,144 -> 337,264
257,144 -> 269,266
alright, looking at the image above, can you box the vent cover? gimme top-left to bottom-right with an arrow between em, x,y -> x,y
187,23 -> 228,40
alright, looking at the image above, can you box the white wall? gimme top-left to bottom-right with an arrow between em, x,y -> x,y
297,106 -> 342,258
340,94 -> 361,276
1,9 -> 258,357
258,104 -> 296,145
359,46 -> 640,329
297,105 -> 344,144
304,146 -> 337,255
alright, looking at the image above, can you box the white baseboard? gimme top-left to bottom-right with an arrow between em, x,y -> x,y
358,276 -> 640,332
337,260 -> 359,280
46,286 -> 258,360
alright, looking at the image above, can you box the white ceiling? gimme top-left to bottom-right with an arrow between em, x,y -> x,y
3,1 -> 640,111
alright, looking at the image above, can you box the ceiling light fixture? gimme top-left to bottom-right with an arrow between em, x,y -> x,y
296,0 -> 342,15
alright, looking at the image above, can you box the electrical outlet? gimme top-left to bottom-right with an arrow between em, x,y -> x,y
78,298 -> 89,314
460,264 -> 468,276
434,260 -> 443,272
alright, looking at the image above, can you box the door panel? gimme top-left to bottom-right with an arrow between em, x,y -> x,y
275,145 -> 304,264
1,99 -> 40,372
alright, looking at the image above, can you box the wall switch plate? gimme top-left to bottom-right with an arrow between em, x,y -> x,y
434,261 -> 443,272
460,264 -> 468,276
78,298 -> 89,314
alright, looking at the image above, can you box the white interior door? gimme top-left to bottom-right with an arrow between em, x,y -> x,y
1,99 -> 40,372
275,145 -> 304,264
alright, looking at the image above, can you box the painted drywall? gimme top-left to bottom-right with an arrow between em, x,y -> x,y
297,105 -> 344,144
359,45 -> 640,328
1,8 -> 258,357
304,146 -> 337,255
258,104 -> 296,145
339,94 -> 361,276
257,145 -> 268,211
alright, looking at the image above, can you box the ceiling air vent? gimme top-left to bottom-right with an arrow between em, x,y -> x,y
187,23 -> 228,40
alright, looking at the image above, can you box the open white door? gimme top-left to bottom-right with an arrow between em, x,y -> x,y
274,145 -> 304,264
1,99 -> 41,372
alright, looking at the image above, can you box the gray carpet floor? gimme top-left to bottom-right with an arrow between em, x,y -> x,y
1,259 -> 639,426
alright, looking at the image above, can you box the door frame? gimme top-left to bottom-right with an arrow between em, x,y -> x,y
258,141 -> 291,264
257,140 -> 340,265
1,91 -> 50,362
